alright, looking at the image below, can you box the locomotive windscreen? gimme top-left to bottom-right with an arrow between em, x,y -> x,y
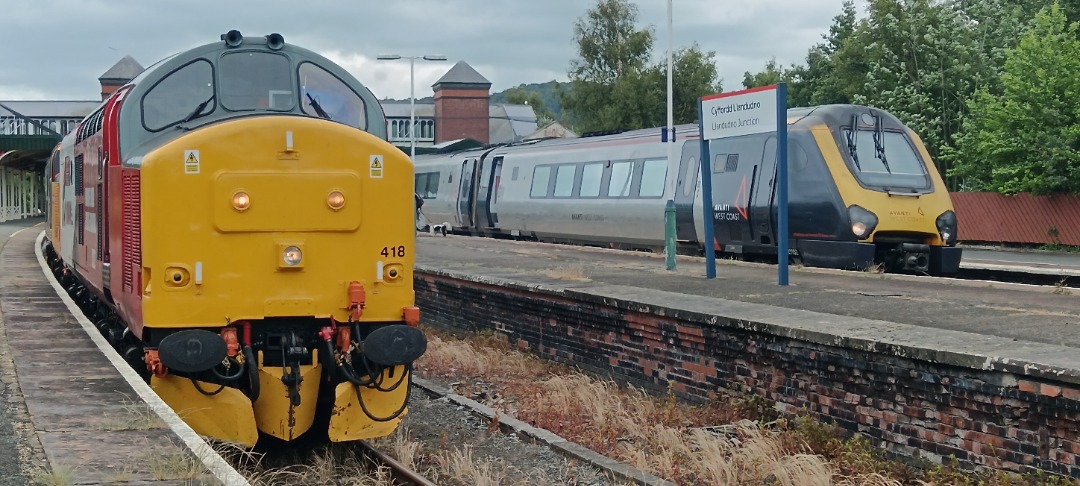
842,128 -> 931,191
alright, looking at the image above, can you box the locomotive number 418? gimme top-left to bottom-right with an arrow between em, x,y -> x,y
381,246 -> 406,258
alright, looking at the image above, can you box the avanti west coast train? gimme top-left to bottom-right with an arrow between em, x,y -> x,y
414,105 -> 962,274
42,31 -> 426,446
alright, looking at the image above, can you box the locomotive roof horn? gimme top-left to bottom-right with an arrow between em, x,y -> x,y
221,30 -> 243,48
265,33 -> 285,50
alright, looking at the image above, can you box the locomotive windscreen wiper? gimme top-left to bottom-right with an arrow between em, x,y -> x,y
179,94 -> 215,125
306,93 -> 332,120
846,115 -> 861,171
872,115 -> 892,173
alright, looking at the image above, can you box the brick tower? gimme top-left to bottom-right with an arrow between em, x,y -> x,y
433,61 -> 491,144
98,55 -> 144,101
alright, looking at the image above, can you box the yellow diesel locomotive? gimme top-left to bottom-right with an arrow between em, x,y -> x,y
43,30 -> 426,446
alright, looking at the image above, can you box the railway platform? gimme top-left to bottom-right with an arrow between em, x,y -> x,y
0,219 -> 245,485
416,235 -> 1080,348
414,234 -> 1080,478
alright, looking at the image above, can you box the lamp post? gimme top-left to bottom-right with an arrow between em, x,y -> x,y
376,54 -> 448,160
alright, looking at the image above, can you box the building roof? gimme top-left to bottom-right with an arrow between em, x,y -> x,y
0,100 -> 100,118
380,101 -> 435,118
524,121 -> 578,140
432,61 -> 491,90
489,103 -> 537,145
99,55 -> 145,83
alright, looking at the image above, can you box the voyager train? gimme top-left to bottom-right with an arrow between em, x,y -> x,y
413,104 -> 962,274
43,31 -> 426,446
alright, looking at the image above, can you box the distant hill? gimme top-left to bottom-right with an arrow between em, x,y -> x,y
490,81 -> 565,121
379,80 -> 567,121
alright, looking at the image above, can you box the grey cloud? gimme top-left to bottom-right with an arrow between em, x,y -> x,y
1,0 -> 843,101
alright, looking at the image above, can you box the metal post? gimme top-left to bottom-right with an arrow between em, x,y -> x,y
777,83 -> 789,286
665,199 -> 676,271
409,57 -> 416,161
698,102 -> 716,279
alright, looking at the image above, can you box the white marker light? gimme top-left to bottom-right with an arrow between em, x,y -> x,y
376,261 -> 385,281
195,261 -> 203,285
283,246 -> 303,266
286,131 -> 294,152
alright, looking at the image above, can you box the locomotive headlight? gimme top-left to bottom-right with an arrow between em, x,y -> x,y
327,191 -> 346,210
282,246 -> 303,266
847,205 -> 878,240
936,210 -> 957,246
232,191 -> 251,211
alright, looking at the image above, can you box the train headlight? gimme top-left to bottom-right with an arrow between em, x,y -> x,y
847,205 -> 878,240
282,246 -> 303,266
232,191 -> 251,211
327,191 -> 346,210
936,210 -> 957,246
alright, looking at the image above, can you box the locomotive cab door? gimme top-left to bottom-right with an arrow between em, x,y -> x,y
750,137 -> 778,247
456,158 -> 476,229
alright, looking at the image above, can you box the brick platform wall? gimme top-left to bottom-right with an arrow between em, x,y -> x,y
415,271 -> 1080,479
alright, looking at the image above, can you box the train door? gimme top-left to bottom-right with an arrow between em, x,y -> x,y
674,141 -> 699,242
750,137 -> 778,246
712,149 -> 756,246
475,155 -> 503,229
456,158 -> 476,228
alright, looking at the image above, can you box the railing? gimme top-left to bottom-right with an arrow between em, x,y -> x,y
0,115 -> 82,137
0,166 -> 45,223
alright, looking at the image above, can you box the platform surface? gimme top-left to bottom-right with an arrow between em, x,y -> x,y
416,235 -> 1080,348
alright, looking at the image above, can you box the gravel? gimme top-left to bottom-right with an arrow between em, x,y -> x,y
399,374 -> 627,486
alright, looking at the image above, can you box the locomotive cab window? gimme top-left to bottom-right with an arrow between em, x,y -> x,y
842,128 -> 931,190
299,62 -> 367,129
141,59 -> 215,132
219,51 -> 293,112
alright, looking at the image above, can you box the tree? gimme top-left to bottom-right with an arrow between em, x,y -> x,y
504,86 -> 555,124
947,3 -> 1080,194
560,0 -> 653,132
560,0 -> 721,132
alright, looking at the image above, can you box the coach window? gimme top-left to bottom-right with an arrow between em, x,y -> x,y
298,62 -> 367,129
531,166 -> 551,198
579,163 -> 603,197
220,52 -> 292,111
639,159 -> 667,198
712,154 -> 727,173
141,59 -> 214,132
553,164 -> 576,197
607,161 -> 633,197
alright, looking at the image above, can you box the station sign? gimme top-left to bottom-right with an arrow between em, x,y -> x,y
701,85 -> 779,140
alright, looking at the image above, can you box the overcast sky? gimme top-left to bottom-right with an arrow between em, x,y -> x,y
1,0 -> 845,102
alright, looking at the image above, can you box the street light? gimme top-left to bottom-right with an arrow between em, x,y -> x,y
376,54 -> 448,160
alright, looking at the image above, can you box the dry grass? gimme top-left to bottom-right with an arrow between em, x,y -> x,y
33,466 -> 76,486
100,400 -> 166,431
415,328 -> 1080,486
148,450 -> 205,481
541,264 -> 592,282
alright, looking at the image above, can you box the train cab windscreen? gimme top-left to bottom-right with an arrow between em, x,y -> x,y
219,51 -> 294,111
842,128 -> 931,192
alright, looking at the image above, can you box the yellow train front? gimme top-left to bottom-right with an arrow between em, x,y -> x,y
59,31 -> 427,447
709,104 -> 961,274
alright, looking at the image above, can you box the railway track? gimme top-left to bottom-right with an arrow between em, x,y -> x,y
356,440 -> 437,486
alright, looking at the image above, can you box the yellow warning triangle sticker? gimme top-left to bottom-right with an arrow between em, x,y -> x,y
186,152 -> 198,164
370,157 -> 382,169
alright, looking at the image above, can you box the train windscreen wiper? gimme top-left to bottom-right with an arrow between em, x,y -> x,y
872,115 -> 892,174
306,93 -> 332,120
179,94 -> 215,125
846,115 -> 861,171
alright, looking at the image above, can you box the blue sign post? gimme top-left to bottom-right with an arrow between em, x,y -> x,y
697,83 -> 789,285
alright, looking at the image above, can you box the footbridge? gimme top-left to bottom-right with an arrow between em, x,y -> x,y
0,101 -> 96,222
